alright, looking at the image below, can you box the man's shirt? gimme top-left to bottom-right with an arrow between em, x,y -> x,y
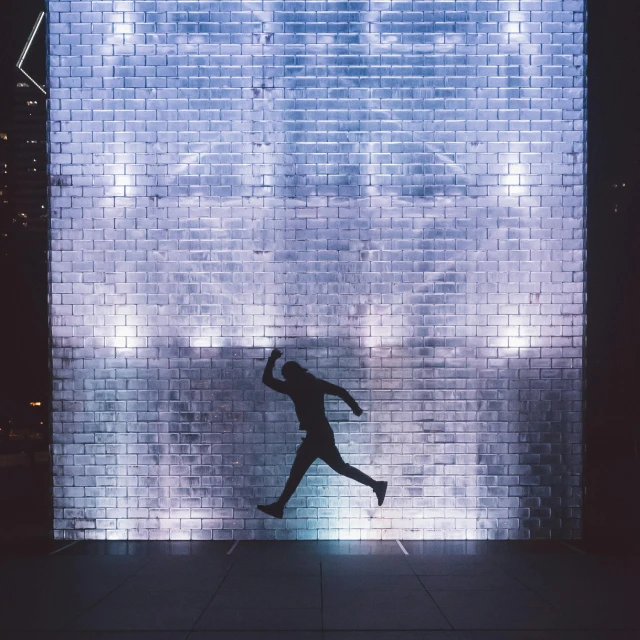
262,359 -> 359,436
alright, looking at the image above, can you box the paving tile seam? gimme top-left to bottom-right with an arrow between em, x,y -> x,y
48,541 -> 79,556
188,557 -> 236,633
58,553 -> 155,632
226,541 -> 240,555
525,578 -> 582,616
403,552 -> 456,631
320,559 -> 324,635
494,559 -> 544,594
493,559 -> 585,618
396,540 -> 410,555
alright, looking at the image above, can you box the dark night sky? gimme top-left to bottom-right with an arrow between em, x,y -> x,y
0,1 -> 639,424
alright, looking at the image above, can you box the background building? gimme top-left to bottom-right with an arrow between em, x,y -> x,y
0,2 -> 49,444
12,81 -> 47,236
0,130 -> 9,257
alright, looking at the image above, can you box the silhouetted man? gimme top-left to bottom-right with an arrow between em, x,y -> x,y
257,349 -> 387,519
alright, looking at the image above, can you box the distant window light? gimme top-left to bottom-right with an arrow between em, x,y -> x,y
0,133 -> 7,140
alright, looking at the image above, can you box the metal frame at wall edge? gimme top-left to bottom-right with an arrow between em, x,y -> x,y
580,0 -> 590,548
43,6 -> 57,546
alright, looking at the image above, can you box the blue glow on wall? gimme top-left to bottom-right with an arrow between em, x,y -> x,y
48,1 -> 586,540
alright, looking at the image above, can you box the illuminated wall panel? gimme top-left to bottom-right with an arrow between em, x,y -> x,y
47,1 -> 586,540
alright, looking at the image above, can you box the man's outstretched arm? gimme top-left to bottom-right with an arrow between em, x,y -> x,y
321,380 -> 363,416
262,348 -> 287,393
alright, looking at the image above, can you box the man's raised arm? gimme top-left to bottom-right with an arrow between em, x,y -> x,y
262,348 -> 287,393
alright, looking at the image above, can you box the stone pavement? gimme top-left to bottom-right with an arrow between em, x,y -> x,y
0,540 -> 636,639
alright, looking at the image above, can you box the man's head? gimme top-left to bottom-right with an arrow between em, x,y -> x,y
281,361 -> 309,382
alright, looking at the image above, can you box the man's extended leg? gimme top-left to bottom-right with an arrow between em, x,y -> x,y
320,444 -> 387,506
278,440 -> 317,505
258,439 -> 317,518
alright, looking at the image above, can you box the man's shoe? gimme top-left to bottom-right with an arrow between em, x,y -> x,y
374,481 -> 388,507
257,503 -> 284,519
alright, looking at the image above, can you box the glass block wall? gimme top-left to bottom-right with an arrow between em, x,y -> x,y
47,1 -> 586,540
